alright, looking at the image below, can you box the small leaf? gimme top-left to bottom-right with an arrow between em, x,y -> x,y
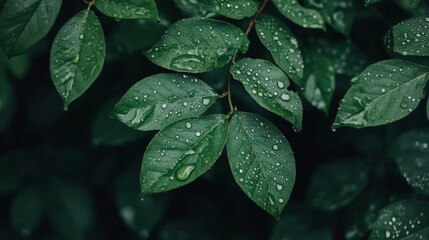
174,0 -> 213,17
391,129 -> 429,195
231,58 -> 303,131
140,114 -> 228,195
386,16 -> 429,57
302,50 -> 335,114
369,200 -> 429,240
145,18 -> 249,73
227,111 -> 296,218
0,0 -> 62,57
333,59 -> 429,130
113,73 -> 218,131
256,14 -> 304,85
50,9 -> 105,109
95,0 -> 158,19
209,0 -> 259,19
271,0 -> 325,30
10,186 -> 43,237
306,159 -> 368,211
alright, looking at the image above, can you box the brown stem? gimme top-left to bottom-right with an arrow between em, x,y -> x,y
83,0 -> 95,9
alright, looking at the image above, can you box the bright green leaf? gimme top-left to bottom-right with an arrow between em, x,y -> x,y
10,186 -> 43,237
306,159 -> 368,211
227,111 -> 296,218
145,18 -> 249,73
256,14 -> 304,85
50,9 -> 105,109
174,0 -> 213,17
302,50 -> 335,114
386,16 -> 429,57
271,0 -> 325,30
0,0 -> 61,57
112,73 -> 218,131
140,114 -> 228,195
333,59 -> 429,130
391,129 -> 429,195
231,58 -> 303,131
209,0 -> 259,19
369,200 -> 429,240
95,0 -> 158,19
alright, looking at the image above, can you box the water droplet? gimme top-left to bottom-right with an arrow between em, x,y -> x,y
381,88 -> 386,93
195,131 -> 201,137
161,103 -> 167,109
79,34 -> 84,40
277,81 -> 285,89
278,198 -> 284,204
280,93 -> 290,101
276,184 -> 283,190
176,165 -> 196,181
385,230 -> 391,238
202,98 -> 210,105
272,144 -> 279,150
185,122 -> 192,129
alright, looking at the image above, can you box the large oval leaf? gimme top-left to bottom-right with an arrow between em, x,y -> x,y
0,0 -> 62,57
95,0 -> 158,19
256,14 -> 304,85
333,59 -> 429,130
271,0 -> 325,30
112,73 -> 218,131
369,200 -> 429,240
145,18 -> 249,73
140,114 -> 228,195
227,111 -> 296,218
231,58 -> 303,131
50,9 -> 105,109
209,0 -> 259,19
391,129 -> 429,195
386,16 -> 429,57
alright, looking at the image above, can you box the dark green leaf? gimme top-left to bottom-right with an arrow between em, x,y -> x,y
301,50 -> 335,114
0,71 -> 12,132
369,200 -> 429,240
427,98 -> 429,120
113,73 -> 218,131
386,16 -> 429,57
227,111 -> 296,218
394,0 -> 422,12
306,159 -> 368,211
140,114 -> 228,195
0,151 -> 28,195
391,129 -> 429,195
271,0 -> 325,30
256,14 -> 304,85
145,18 -> 249,73
333,60 -> 429,130
231,58 -> 303,131
365,0 -> 383,5
174,0 -> 213,17
209,0 -> 259,19
10,186 -> 43,237
95,0 -> 158,19
0,0 -> 61,57
50,9 -> 105,109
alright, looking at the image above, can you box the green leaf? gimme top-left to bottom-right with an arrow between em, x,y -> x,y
365,0 -> 383,5
0,0 -> 62,57
50,9 -> 105,110
10,186 -> 43,237
0,151 -> 28,195
140,114 -> 228,195
174,0 -> 213,17
394,0 -> 422,12
113,73 -> 218,131
271,0 -> 325,30
385,16 -> 429,57
95,0 -> 158,19
391,129 -> 429,195
227,111 -> 296,218
427,98 -> 429,120
256,14 -> 304,85
369,200 -> 429,240
333,59 -> 429,130
231,58 -> 303,131
209,0 -> 259,19
301,50 -> 335,114
306,159 -> 368,211
145,18 -> 249,73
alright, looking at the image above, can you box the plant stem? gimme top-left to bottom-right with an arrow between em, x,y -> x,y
83,0 -> 95,9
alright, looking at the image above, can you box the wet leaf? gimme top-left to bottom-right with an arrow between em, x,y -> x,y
369,200 -> 429,240
394,0 -> 422,12
50,9 -> 105,109
174,0 -> 213,17
365,0 -> 383,5
0,0 -> 61,57
112,73 -> 218,131
10,186 -> 43,237
386,16 -> 429,57
271,0 -> 325,30
391,129 -> 429,195
209,0 -> 259,19
227,111 -> 296,219
95,0 -> 158,19
145,18 -> 249,73
333,60 -> 429,130
256,14 -> 304,85
231,58 -> 303,131
306,159 -> 368,211
140,114 -> 228,195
